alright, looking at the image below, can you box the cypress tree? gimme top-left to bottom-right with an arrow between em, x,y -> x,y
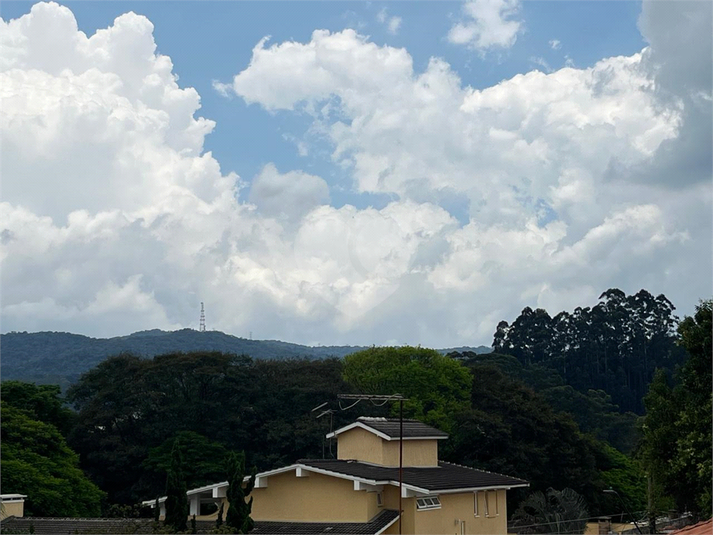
225,451 -> 256,534
164,439 -> 188,532
216,502 -> 224,529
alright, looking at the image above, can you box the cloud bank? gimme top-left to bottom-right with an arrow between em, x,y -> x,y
1,1 -> 710,346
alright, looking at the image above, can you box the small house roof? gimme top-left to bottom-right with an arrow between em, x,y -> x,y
1,512 -> 400,535
326,417 -> 449,441
251,509 -> 399,535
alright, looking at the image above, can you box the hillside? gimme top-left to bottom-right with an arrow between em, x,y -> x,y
0,329 -> 491,387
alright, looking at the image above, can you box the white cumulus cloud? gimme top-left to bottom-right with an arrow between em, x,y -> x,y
448,0 -> 523,53
1,1 -> 710,347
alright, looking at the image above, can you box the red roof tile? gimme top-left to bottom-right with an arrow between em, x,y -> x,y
670,519 -> 713,535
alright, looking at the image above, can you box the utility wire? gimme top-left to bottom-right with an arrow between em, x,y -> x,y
508,511 -> 648,530
338,398 -> 362,411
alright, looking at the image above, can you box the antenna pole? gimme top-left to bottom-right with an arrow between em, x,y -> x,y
199,302 -> 206,332
399,398 -> 403,535
335,394 -> 407,534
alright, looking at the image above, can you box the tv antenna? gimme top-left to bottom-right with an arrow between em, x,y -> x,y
338,394 -> 407,535
199,302 -> 206,332
312,402 -> 336,459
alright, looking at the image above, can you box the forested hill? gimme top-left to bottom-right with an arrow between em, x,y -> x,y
0,329 -> 491,387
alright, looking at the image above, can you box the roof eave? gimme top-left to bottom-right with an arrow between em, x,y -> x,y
326,421 -> 448,441
431,482 -> 530,494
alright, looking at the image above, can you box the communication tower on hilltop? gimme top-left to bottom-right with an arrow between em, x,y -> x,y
199,302 -> 206,332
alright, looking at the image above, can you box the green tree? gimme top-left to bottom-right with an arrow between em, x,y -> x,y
597,443 -> 646,515
1,381 -> 75,435
342,346 -> 472,432
164,440 -> 188,532
447,363 -> 616,515
639,369 -> 678,519
66,352 -> 254,504
143,431 -> 229,498
66,354 -> 152,505
638,300 -> 712,518
0,402 -> 104,517
671,300 -> 712,516
493,289 -> 683,414
225,451 -> 256,534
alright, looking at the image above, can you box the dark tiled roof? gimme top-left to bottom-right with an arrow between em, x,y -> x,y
353,418 -> 448,439
251,510 -> 399,535
300,459 -> 528,491
0,517 -> 156,534
0,513 -> 400,535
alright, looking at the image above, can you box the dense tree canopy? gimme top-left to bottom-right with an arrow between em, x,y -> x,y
66,352 -> 358,504
6,289 -> 700,523
1,380 -> 75,435
444,363 -> 643,516
493,289 -> 684,413
0,401 -> 104,517
143,431 -> 229,499
342,346 -> 472,432
639,300 -> 712,517
452,352 -> 640,453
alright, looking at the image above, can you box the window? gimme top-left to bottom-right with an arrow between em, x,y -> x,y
416,496 -> 441,510
376,492 -> 383,507
485,491 -> 499,517
473,491 -> 480,517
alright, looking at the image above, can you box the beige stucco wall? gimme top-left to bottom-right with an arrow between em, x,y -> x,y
250,470 -> 377,522
1,501 -> 24,519
382,439 -> 438,467
414,490 -> 507,535
585,521 -> 633,535
337,428 -> 439,467
192,471 -> 510,535
382,486 -> 415,535
338,427 -> 387,465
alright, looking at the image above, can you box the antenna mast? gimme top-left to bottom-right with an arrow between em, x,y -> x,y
199,302 -> 206,332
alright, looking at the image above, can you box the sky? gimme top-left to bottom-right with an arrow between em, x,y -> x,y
0,0 -> 711,347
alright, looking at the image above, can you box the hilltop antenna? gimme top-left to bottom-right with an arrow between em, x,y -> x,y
199,302 -> 206,332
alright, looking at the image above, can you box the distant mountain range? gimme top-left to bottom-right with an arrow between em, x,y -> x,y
0,329 -> 491,388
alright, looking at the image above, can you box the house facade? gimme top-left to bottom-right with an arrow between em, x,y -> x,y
145,417 -> 528,535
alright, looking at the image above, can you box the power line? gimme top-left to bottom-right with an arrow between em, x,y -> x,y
508,511 -> 648,531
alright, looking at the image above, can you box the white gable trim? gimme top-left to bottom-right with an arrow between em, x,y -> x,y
170,464 -> 527,505
186,480 -> 228,496
141,496 -> 167,506
326,421 -> 447,441
326,421 -> 391,440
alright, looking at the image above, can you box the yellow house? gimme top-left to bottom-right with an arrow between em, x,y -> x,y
0,494 -> 26,520
145,417 -> 528,535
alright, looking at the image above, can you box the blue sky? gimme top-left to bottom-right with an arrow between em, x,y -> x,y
1,0 -> 709,345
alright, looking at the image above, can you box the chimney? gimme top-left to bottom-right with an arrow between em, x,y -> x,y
598,516 -> 612,535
